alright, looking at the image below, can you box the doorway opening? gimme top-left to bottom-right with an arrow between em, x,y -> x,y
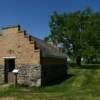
4,58 -> 15,83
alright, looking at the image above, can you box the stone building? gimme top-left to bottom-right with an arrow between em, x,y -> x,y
0,25 -> 67,86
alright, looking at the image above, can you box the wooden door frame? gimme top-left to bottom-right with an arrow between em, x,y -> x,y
3,56 -> 16,83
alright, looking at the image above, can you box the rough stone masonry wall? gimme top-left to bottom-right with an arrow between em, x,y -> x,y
16,64 -> 41,87
0,65 -> 4,84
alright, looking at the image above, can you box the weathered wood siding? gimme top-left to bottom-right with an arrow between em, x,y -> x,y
41,57 -> 67,86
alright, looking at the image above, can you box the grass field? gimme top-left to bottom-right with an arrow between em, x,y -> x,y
1,64 -> 100,100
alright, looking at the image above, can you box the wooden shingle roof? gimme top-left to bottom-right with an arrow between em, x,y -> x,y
32,36 -> 67,58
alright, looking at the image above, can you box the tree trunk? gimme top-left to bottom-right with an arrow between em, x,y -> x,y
76,56 -> 81,66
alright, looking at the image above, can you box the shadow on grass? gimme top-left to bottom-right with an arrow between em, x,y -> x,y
68,62 -> 100,69
81,64 -> 100,69
42,73 -> 74,87
68,63 -> 78,68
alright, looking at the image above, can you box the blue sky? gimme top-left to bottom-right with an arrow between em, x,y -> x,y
0,0 -> 100,39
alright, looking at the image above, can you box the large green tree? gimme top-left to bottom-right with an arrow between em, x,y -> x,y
45,8 -> 100,65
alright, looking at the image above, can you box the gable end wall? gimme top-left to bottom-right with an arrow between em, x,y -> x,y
0,27 -> 41,86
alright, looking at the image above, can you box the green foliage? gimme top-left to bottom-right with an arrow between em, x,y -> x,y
46,7 -> 100,64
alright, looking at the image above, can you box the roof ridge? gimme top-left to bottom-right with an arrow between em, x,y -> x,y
31,36 -> 67,58
2,25 -> 20,30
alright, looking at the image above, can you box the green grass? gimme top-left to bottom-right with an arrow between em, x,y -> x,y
1,64 -> 100,100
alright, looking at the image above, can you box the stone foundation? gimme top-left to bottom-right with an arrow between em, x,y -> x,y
0,64 -> 41,86
0,65 -> 4,84
0,63 -> 67,87
16,64 -> 41,87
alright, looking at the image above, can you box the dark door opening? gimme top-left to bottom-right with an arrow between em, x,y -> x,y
4,58 -> 15,83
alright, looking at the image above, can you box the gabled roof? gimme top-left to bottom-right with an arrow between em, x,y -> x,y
1,25 -> 67,59
32,36 -> 67,58
2,25 -> 20,30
